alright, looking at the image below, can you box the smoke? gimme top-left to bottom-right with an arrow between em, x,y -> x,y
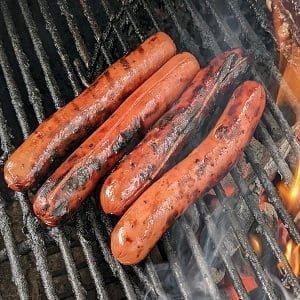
143,202 -> 234,299
142,193 -> 297,299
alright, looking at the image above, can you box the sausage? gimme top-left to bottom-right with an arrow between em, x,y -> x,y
4,32 -> 176,191
111,80 -> 266,265
100,48 -> 249,215
33,52 -> 200,226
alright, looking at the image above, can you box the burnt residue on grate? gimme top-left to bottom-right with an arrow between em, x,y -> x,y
0,0 -> 299,299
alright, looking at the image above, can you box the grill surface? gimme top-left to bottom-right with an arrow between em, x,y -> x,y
0,0 -> 299,299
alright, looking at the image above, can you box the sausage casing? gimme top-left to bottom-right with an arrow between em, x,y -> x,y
4,32 -> 176,191
111,80 -> 266,265
33,53 -> 200,226
100,48 -> 249,215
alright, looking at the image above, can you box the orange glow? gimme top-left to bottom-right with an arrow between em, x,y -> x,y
277,164 -> 300,277
248,234 -> 262,257
225,274 -> 257,300
278,240 -> 300,278
277,164 -> 300,219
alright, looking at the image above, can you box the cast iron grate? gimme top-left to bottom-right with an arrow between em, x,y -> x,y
0,0 -> 299,299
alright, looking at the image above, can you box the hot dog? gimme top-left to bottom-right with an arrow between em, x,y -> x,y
4,32 -> 176,191
111,81 -> 266,265
33,53 -> 200,226
100,48 -> 249,215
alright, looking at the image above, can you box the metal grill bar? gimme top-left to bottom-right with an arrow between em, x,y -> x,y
0,0 -> 46,123
227,0 -> 300,118
0,105 -> 14,155
53,228 -> 87,298
202,0 -> 240,48
197,201 -> 250,300
0,240 -> 43,264
183,0 -> 221,56
81,0 -> 115,77
57,0 -> 91,69
0,196 -> 29,300
265,94 -> 300,158
79,0 -> 115,75
36,0 -> 82,95
255,122 -> 293,183
180,215 -> 221,299
0,39 -> 30,137
82,1 -> 127,72
139,0 -> 160,31
246,144 -> 300,243
76,216 -> 109,300
15,0 -> 64,109
100,0 -> 128,53
214,185 -> 277,299
161,234 -> 191,299
15,193 -> 57,300
123,5 -> 144,43
231,167 -> 300,295
244,0 -> 276,42
162,0 -> 201,60
144,256 -> 166,298
79,0 -> 102,42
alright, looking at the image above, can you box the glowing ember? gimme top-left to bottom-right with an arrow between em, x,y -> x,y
248,234 -> 262,257
278,239 -> 300,278
225,274 -> 257,300
277,164 -> 300,218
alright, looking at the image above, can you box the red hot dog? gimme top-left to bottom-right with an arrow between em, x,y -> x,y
111,81 -> 266,265
33,52 -> 200,226
4,32 -> 176,191
100,48 -> 248,215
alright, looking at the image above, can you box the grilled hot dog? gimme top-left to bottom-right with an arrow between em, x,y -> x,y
101,48 -> 249,215
4,32 -> 176,191
111,81 -> 266,265
33,53 -> 200,226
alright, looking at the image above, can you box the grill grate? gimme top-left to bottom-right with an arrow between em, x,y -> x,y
0,0 -> 299,299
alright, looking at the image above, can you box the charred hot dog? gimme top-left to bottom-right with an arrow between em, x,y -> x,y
111,80 -> 266,265
33,53 -> 200,226
101,48 -> 249,215
4,32 -> 176,191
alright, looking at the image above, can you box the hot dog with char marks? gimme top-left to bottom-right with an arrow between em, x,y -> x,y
4,32 -> 176,191
33,52 -> 200,226
101,48 -> 249,215
111,81 -> 266,265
